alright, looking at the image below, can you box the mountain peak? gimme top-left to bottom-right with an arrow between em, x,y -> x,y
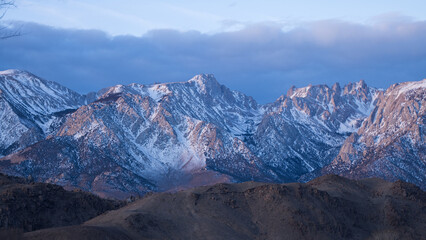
344,79 -> 368,91
332,82 -> 341,91
285,85 -> 296,97
189,73 -> 217,84
0,69 -> 27,76
392,79 -> 426,95
188,74 -> 221,94
322,77 -> 425,188
0,69 -> 51,89
286,85 -> 313,98
285,83 -> 335,99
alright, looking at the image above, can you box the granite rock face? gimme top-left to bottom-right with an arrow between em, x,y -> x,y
320,80 -> 426,188
247,80 -> 380,182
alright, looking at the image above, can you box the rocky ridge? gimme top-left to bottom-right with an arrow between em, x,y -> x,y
0,70 -> 94,157
0,173 -> 122,234
319,80 -> 426,187
243,80 -> 381,181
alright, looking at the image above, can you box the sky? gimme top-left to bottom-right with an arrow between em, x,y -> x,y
1,0 -> 426,103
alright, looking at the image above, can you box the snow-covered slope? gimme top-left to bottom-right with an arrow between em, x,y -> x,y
320,79 -> 426,188
0,74 -> 267,197
0,70 -> 92,156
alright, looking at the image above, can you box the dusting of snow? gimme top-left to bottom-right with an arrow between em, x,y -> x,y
0,70 -> 86,143
184,74 -> 216,94
337,117 -> 360,134
111,85 -> 125,94
146,84 -> 171,101
395,79 -> 426,98
0,69 -> 24,75
290,85 -> 311,98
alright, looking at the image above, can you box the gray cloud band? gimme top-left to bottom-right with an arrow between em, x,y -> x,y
0,19 -> 425,103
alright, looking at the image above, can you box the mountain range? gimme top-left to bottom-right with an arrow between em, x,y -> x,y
0,69 -> 424,198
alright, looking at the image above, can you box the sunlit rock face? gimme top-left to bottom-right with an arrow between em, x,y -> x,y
249,80 -> 381,182
320,80 -> 426,189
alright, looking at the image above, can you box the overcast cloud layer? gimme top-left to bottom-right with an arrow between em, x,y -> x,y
1,18 -> 426,103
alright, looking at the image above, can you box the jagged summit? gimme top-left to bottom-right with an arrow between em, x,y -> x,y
391,79 -> 426,97
0,69 -> 88,119
0,69 -> 65,90
188,74 -> 221,95
319,78 -> 426,188
98,74 -> 222,100
189,73 -> 217,83
282,80 -> 369,100
331,82 -> 341,91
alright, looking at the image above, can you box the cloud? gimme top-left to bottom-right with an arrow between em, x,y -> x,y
1,17 -> 426,103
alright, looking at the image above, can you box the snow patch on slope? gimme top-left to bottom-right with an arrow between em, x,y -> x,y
290,85 -> 311,98
396,79 -> 426,98
0,69 -> 22,75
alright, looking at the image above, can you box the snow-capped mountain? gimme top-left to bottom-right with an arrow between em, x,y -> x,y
0,70 -> 93,156
319,80 -> 426,188
244,80 -> 381,182
0,74 -> 266,197
0,70 -> 423,198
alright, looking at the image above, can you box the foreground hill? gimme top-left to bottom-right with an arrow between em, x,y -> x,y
24,175 -> 425,240
0,173 -> 122,235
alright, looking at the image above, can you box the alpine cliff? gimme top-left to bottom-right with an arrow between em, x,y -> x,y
319,80 -> 426,187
